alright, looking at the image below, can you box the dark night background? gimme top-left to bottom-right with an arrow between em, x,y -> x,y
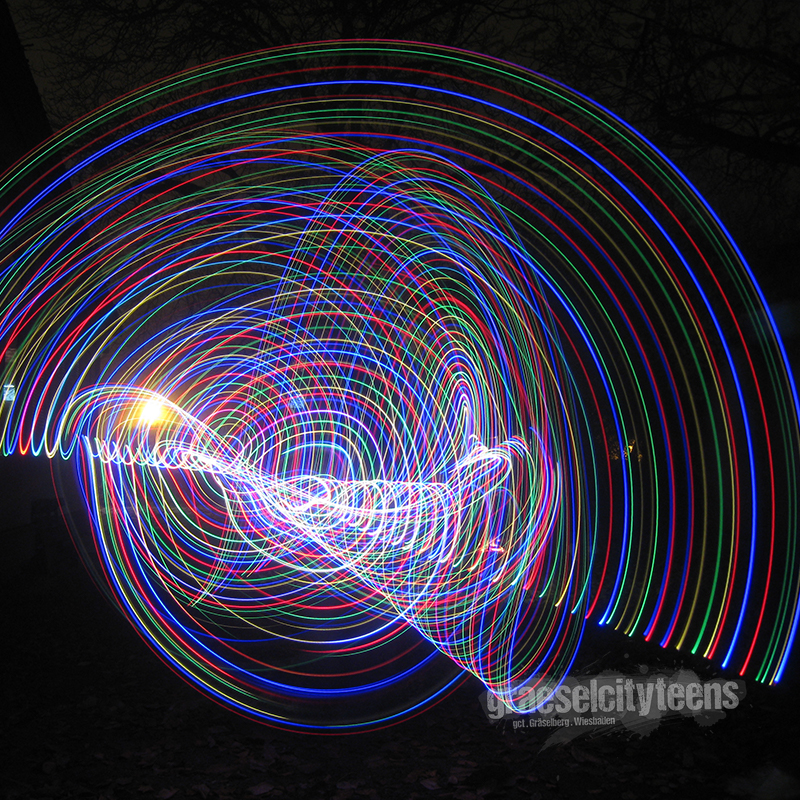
2,1 -> 800,798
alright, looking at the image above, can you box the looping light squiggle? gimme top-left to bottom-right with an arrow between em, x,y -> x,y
1,41 -> 799,730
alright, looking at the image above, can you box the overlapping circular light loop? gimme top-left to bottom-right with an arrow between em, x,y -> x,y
1,41 -> 799,730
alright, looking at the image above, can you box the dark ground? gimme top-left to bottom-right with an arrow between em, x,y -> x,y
4,518 -> 800,800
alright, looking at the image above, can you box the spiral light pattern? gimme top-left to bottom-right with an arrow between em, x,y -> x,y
1,42 -> 799,729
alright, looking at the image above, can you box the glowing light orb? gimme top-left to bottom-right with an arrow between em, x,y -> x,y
1,41 -> 799,731
139,398 -> 165,425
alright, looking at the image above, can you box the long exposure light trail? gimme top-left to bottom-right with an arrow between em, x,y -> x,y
1,41 -> 798,730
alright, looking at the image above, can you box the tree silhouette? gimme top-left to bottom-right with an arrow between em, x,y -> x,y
512,0 -> 800,297
9,0 -> 800,297
0,0 -> 50,171
14,0 -> 529,125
